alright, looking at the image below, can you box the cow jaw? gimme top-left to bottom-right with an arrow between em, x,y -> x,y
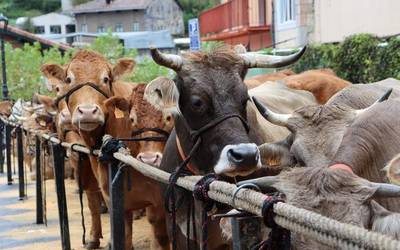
72,104 -> 105,131
214,143 -> 261,177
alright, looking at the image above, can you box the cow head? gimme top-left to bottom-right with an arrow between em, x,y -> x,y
238,166 -> 400,244
253,89 -> 392,170
40,50 -> 135,133
105,84 -> 174,166
147,45 -> 306,176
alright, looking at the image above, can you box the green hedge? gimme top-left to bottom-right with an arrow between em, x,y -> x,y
292,33 -> 400,83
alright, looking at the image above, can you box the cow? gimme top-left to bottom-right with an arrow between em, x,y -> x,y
251,78 -> 400,213
0,100 -> 13,116
244,69 -> 295,89
41,50 -> 170,250
145,44 -> 309,249
238,164 -> 400,249
282,68 -> 351,104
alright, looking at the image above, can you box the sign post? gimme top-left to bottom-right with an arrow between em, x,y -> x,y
188,18 -> 201,51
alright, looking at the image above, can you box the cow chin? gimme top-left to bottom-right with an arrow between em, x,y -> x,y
214,143 -> 261,177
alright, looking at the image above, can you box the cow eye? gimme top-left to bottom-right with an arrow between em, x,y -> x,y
190,96 -> 204,110
103,77 -> 109,84
65,77 -> 72,84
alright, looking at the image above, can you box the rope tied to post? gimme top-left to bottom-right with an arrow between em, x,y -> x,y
252,195 -> 290,250
193,174 -> 218,250
98,135 -> 127,163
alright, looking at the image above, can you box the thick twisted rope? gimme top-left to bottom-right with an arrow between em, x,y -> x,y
2,116 -> 400,250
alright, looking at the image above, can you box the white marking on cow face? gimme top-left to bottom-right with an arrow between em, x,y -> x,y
214,143 -> 261,177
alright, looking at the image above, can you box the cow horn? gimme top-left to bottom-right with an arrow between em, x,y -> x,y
240,46 -> 306,68
237,176 -> 280,190
355,88 -> 392,116
370,182 -> 400,197
252,97 -> 291,127
150,48 -> 183,71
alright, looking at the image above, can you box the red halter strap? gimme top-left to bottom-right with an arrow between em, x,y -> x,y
175,135 -> 199,175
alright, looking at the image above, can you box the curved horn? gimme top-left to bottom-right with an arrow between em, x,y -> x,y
370,182 -> 400,197
252,97 -> 291,127
237,176 -> 279,190
240,46 -> 306,68
355,88 -> 392,116
150,48 -> 183,71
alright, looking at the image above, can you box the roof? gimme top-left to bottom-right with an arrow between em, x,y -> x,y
71,0 -> 183,14
0,23 -> 71,52
71,0 -> 150,14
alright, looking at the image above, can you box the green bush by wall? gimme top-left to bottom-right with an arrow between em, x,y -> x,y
292,33 -> 400,83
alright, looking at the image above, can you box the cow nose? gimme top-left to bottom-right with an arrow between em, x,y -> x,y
227,144 -> 260,168
77,105 -> 99,115
137,152 -> 163,166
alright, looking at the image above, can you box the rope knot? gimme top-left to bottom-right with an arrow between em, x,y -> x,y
98,134 -> 126,162
255,195 -> 290,250
193,174 -> 217,211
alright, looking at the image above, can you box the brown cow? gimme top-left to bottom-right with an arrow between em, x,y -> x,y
282,69 -> 351,104
0,100 -> 13,116
41,50 -> 169,250
244,69 -> 295,89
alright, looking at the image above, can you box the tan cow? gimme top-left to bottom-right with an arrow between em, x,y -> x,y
41,50 -> 169,250
244,69 -> 295,89
0,100 -> 13,116
282,68 -> 351,104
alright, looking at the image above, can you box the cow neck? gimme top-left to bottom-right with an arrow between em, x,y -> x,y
79,125 -> 105,151
175,135 -> 199,175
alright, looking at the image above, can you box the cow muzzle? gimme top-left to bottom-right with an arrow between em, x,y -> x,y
72,104 -> 105,131
60,108 -> 72,126
137,151 -> 163,167
214,143 -> 261,177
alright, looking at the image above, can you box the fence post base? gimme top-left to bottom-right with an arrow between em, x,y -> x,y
109,162 -> 125,250
6,124 -> 12,185
52,142 -> 71,250
16,126 -> 25,200
35,136 -> 44,224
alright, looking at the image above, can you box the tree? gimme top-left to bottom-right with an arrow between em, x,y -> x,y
178,0 -> 219,34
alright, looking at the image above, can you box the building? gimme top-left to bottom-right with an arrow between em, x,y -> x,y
200,0 -> 400,50
200,0 -> 272,51
30,12 -> 76,44
70,0 -> 184,36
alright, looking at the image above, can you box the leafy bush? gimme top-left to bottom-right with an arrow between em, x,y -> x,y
292,43 -> 338,73
0,32 -> 170,100
378,37 -> 400,80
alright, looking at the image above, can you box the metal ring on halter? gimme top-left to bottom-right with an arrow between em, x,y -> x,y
231,183 -> 261,208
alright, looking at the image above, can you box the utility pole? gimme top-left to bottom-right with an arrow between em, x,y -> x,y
0,14 -> 9,100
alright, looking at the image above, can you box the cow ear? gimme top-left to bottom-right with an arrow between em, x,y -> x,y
104,96 -> 130,114
41,64 -> 65,82
112,58 -> 136,79
259,137 -> 295,168
144,76 -> 179,113
34,93 -> 57,114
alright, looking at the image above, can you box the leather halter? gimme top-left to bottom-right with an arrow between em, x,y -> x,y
175,135 -> 198,175
54,82 -> 111,107
329,163 -> 354,173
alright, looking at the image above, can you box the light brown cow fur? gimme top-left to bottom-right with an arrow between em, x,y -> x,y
244,69 -> 295,89
283,69 -> 351,104
0,100 -> 13,116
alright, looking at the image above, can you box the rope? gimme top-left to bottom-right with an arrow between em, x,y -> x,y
1,116 -> 400,250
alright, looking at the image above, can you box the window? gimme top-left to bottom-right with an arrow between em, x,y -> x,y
97,24 -> 105,33
277,0 -> 296,29
115,23 -> 123,32
81,23 -> 88,32
34,26 -> 45,34
50,25 -> 61,34
132,22 -> 140,32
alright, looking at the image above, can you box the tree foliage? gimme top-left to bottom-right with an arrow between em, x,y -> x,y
0,0 -> 60,19
178,0 -> 219,33
0,32 -> 170,100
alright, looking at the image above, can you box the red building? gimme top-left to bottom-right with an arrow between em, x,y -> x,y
199,0 -> 272,51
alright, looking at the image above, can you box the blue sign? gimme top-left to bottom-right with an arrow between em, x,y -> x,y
188,18 -> 201,51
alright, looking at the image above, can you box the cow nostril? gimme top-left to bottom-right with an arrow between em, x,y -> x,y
92,106 -> 98,114
77,107 -> 83,114
227,149 -> 244,163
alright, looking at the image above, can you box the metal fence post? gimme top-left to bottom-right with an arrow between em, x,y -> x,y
35,135 -> 43,224
52,142 -> 71,250
0,120 -> 4,173
16,126 -> 25,200
231,216 -> 263,250
5,124 -> 12,184
109,162 -> 125,250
